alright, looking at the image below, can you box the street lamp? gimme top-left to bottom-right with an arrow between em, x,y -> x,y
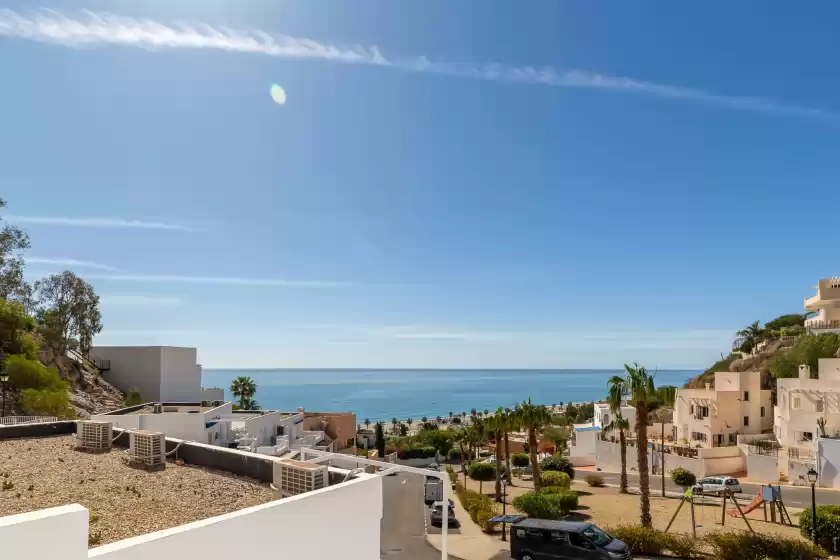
501,471 -> 509,542
808,467 -> 818,544
0,349 -> 7,418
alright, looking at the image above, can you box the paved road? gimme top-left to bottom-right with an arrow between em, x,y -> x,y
381,472 -> 459,560
579,469 -> 840,509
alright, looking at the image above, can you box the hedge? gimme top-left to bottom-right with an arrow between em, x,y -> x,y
706,532 -> 828,560
512,490 -> 578,519
669,466 -> 696,488
540,471 -> 571,488
584,474 -> 605,487
608,525 -> 699,558
800,505 -> 840,552
511,453 -> 530,468
539,455 -> 575,480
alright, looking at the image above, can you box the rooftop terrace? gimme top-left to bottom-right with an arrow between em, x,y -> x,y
0,435 -> 274,546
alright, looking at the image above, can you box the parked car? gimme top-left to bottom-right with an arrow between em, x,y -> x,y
693,476 -> 742,496
510,518 -> 631,560
429,501 -> 458,527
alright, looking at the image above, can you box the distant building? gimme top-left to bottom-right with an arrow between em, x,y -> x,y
805,277 -> 840,333
593,401 -> 637,433
301,409 -> 357,451
569,423 -> 599,466
674,371 -> 772,448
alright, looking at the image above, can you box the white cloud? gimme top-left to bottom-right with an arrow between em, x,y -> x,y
0,9 -> 833,120
26,256 -> 121,271
5,215 -> 195,231
99,294 -> 181,306
86,273 -> 353,287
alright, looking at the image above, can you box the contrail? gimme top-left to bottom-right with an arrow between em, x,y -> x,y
0,9 -> 834,120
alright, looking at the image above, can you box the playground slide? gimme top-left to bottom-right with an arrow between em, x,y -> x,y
728,490 -> 763,517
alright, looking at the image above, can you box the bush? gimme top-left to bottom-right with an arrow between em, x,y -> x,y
539,455 -> 575,480
669,466 -> 697,487
706,531 -> 828,560
540,471 -> 571,488
448,448 -> 462,460
6,356 -> 65,391
475,508 -> 499,533
512,490 -> 578,519
123,388 -> 143,407
539,485 -> 566,494
479,450 -> 491,457
20,388 -> 74,418
467,462 -> 496,490
421,446 -> 437,458
608,525 -> 700,557
585,474 -> 605,487
511,453 -> 530,468
800,505 -> 840,551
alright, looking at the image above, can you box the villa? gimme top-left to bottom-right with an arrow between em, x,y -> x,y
775,358 -> 840,450
804,276 -> 840,333
593,401 -> 637,432
674,370 -> 772,447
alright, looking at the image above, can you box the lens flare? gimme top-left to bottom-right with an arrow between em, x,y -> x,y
270,84 -> 287,105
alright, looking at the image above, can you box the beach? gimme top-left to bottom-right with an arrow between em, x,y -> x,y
202,368 -> 697,421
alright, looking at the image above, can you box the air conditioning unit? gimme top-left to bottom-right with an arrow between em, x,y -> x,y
77,421 -> 113,450
276,459 -> 329,497
212,400 -> 224,407
201,400 -> 211,407
128,430 -> 166,468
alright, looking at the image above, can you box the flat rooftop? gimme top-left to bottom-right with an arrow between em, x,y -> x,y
0,435 -> 274,546
126,404 -> 221,414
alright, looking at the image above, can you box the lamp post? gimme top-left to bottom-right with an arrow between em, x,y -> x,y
0,349 -> 7,418
500,471 -> 509,542
808,467 -> 818,544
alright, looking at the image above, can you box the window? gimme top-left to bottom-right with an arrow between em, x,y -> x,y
568,532 -> 589,548
744,391 -> 750,402
702,406 -> 709,418
690,404 -> 694,414
691,431 -> 708,442
729,433 -> 737,444
817,399 -> 824,413
761,406 -> 765,417
549,531 -> 567,543
793,396 -> 801,410
743,416 -> 749,427
603,413 -> 609,425
801,431 -> 814,442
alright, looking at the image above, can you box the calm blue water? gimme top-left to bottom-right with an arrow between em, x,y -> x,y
202,369 -> 698,422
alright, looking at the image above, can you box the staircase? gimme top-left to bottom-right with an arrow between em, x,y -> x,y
66,348 -> 110,372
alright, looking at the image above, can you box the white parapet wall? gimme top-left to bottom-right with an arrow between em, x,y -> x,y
2,474 -> 382,560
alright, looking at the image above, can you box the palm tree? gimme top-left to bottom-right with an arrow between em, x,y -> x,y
421,415 -> 428,425
484,408 -> 489,417
449,411 -> 453,422
239,397 -> 260,410
406,418 -> 413,432
735,320 -> 764,352
471,408 -> 477,418
606,375 -> 630,494
517,397 -> 551,492
230,376 -> 257,408
487,408 -> 507,502
391,417 -> 398,435
364,418 -> 371,430
435,415 -> 442,425
624,362 -> 656,527
503,407 -> 516,482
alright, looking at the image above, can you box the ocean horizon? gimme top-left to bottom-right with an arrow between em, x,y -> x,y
202,368 -> 700,422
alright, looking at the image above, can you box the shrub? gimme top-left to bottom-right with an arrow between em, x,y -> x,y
475,509 -> 499,533
539,455 -> 575,480
511,453 -> 530,468
800,505 -> 840,551
479,450 -> 491,457
6,356 -> 65,391
448,448 -> 462,460
20,388 -> 74,418
421,446 -> 437,458
669,467 -> 697,487
706,532 -> 828,560
512,490 -> 578,519
540,471 -> 571,488
539,485 -> 566,494
584,474 -> 605,487
608,525 -> 667,556
124,387 -> 143,407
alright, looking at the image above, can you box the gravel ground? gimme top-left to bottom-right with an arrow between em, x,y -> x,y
0,435 -> 275,546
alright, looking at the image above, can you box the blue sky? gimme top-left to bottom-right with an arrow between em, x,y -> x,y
2,1 -> 838,369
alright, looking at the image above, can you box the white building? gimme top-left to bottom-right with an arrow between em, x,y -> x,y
775,358 -> 840,450
568,423 -> 600,466
593,401 -> 637,433
92,346 -> 212,402
805,277 -> 840,333
674,371 -> 772,448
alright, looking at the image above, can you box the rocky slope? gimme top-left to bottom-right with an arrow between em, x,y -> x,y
38,348 -> 125,418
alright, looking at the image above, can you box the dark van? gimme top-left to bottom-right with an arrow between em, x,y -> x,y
510,519 -> 631,560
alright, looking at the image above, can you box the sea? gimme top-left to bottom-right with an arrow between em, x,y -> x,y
201,369 -> 699,422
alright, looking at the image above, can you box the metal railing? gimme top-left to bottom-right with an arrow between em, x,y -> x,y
0,416 -> 59,426
806,320 -> 840,332
748,440 -> 782,456
67,348 -> 111,371
788,447 -> 816,463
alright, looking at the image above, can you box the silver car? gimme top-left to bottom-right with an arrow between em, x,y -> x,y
693,476 -> 741,496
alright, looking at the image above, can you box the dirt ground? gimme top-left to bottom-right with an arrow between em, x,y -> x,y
455,472 -> 807,543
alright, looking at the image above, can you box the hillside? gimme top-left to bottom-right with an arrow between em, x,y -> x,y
36,347 -> 125,418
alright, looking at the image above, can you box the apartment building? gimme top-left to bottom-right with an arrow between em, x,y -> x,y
593,401 -> 637,433
775,358 -> 840,450
674,371 -> 772,447
805,276 -> 840,333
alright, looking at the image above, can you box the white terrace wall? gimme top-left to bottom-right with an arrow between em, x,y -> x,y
746,453 -> 780,483
819,438 -> 840,489
595,439 -> 744,478
2,475 -> 382,560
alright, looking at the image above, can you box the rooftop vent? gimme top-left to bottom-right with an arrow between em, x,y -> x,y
276,459 -> 328,497
152,403 -> 163,414
77,421 -> 113,450
128,430 -> 165,468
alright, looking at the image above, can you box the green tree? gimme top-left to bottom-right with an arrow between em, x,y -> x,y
467,461 -> 496,494
770,334 -> 840,378
238,397 -> 260,410
391,417 -> 398,434
517,397 -> 552,492
0,198 -> 32,304
735,320 -> 764,353
6,355 -> 65,391
485,408 -> 506,502
34,271 -> 102,354
0,299 -> 38,358
364,417 -> 371,430
511,453 -> 530,468
606,374 -> 630,494
229,376 -> 257,408
765,314 -> 807,331
624,362 -> 656,527
20,387 -> 74,418
375,421 -> 385,457
123,388 -> 144,407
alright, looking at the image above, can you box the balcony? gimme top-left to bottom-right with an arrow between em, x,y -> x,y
805,319 -> 840,333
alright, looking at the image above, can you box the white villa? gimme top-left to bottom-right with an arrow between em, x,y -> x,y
775,358 -> 840,450
805,277 -> 840,333
593,401 -> 636,432
674,371 -> 772,447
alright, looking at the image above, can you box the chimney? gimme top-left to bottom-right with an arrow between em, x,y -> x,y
704,383 -> 711,391
799,365 -> 811,380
